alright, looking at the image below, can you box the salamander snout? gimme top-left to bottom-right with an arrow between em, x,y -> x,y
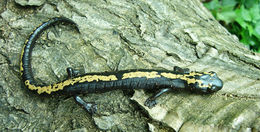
193,72 -> 223,93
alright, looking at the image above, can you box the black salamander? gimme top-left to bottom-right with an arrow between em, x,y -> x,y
20,17 -> 223,114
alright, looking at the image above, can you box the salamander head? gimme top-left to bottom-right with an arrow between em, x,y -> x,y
190,71 -> 223,93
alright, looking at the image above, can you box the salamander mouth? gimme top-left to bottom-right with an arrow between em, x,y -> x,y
192,73 -> 223,93
209,84 -> 223,92
203,74 -> 223,93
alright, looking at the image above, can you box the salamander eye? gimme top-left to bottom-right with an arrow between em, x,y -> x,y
208,71 -> 216,76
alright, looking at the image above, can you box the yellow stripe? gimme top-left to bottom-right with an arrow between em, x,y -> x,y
25,74 -> 118,94
122,71 -> 161,79
161,72 -> 207,87
20,44 -> 26,75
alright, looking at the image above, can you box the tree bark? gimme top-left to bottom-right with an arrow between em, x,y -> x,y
0,0 -> 259,131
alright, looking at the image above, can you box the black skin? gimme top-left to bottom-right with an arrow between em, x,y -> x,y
67,67 -> 175,112
68,67 -> 173,112
20,17 -> 223,115
66,66 -> 221,112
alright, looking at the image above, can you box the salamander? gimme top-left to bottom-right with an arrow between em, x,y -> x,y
20,17 -> 223,114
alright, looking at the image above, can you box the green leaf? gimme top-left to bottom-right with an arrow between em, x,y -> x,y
236,5 -> 252,22
204,0 -> 221,10
235,16 -> 247,29
222,0 -> 237,7
216,6 -> 237,23
244,0 -> 259,8
216,10 -> 236,24
247,24 -> 254,36
253,21 -> 260,39
249,4 -> 260,24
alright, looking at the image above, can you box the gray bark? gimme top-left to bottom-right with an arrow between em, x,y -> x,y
0,0 -> 259,131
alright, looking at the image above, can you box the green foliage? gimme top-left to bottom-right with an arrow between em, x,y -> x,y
204,0 -> 260,52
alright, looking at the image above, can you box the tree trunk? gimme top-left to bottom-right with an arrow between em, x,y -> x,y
0,0 -> 259,131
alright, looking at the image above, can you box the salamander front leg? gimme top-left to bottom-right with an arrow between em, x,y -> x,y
173,66 -> 190,74
74,96 -> 97,114
144,88 -> 172,108
66,67 -> 80,78
66,67 -> 97,114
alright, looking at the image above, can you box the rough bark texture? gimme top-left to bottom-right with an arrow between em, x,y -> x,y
0,0 -> 259,131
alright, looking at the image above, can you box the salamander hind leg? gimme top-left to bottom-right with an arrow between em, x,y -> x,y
66,67 -> 97,114
74,96 -> 97,114
144,88 -> 172,108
